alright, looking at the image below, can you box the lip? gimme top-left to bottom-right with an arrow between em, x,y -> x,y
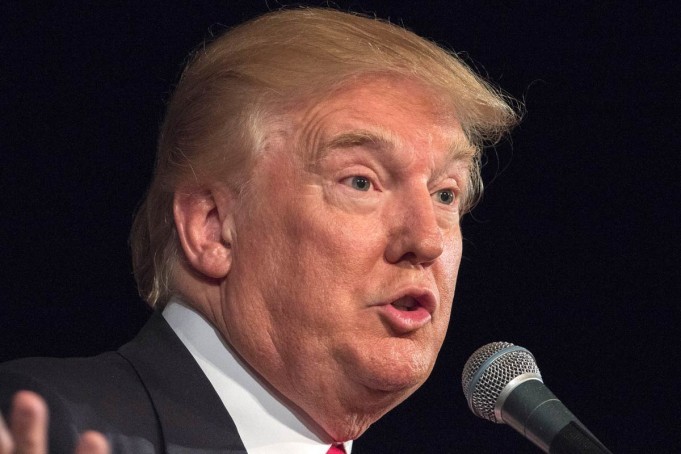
375,287 -> 437,335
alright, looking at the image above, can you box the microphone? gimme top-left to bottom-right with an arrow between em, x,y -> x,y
461,342 -> 612,454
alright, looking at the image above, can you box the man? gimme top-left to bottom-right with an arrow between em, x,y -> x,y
0,8 -> 517,453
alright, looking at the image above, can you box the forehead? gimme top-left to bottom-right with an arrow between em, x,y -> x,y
289,76 -> 476,165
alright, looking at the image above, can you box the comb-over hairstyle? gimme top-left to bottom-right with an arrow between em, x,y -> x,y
130,7 -> 519,307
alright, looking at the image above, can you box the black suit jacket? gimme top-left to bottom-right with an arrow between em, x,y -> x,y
0,312 -> 248,453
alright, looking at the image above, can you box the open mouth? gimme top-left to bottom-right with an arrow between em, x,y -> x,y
381,292 -> 433,332
391,296 -> 419,312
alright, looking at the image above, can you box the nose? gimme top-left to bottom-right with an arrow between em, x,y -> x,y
384,189 -> 445,266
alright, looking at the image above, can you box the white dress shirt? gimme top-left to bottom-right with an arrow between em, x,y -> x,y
163,298 -> 353,454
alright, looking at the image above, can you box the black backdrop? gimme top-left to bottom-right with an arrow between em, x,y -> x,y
2,1 -> 679,452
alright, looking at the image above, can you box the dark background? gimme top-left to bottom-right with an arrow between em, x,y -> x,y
1,1 -> 679,452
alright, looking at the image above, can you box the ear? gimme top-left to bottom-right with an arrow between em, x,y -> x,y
174,186 -> 236,279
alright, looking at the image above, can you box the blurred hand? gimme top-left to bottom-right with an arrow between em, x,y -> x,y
0,391 -> 109,454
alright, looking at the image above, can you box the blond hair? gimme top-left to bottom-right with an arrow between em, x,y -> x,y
130,7 -> 519,307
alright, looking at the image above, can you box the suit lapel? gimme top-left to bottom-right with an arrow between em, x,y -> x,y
118,311 -> 247,453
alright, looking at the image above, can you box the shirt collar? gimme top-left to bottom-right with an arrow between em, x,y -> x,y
162,297 -> 353,454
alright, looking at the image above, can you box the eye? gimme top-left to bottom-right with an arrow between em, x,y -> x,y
434,189 -> 456,205
345,176 -> 372,191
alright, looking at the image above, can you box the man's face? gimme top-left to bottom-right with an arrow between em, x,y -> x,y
218,76 -> 471,438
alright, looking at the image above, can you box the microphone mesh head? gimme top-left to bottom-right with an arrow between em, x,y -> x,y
461,342 -> 541,423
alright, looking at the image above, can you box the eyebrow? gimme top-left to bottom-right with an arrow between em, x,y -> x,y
318,129 -> 396,156
316,128 -> 477,164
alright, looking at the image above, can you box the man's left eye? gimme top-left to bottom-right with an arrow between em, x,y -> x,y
347,176 -> 372,191
434,189 -> 455,205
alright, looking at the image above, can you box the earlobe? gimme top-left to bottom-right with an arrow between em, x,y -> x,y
174,187 -> 235,279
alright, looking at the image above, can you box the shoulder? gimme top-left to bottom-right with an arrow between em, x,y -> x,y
0,351 -> 142,405
0,352 -> 139,402
0,311 -> 173,415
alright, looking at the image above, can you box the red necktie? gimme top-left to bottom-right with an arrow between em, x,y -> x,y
327,443 -> 346,454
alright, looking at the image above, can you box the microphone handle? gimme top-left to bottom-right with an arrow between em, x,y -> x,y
501,379 -> 612,454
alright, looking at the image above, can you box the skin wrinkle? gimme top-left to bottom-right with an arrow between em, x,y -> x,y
295,84 -> 474,226
318,128 -> 476,170
298,74 -> 477,163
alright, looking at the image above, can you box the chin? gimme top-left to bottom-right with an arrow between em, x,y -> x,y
303,355 -> 435,442
352,356 -> 433,406
371,343 -> 436,386
365,367 -> 429,395
340,336 -> 436,388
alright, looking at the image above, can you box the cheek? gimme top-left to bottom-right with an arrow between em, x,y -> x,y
446,229 -> 464,272
435,233 -> 463,313
293,206 -> 387,273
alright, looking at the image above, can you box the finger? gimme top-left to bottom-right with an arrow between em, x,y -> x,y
76,431 -> 109,454
9,391 -> 48,454
0,413 -> 16,454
